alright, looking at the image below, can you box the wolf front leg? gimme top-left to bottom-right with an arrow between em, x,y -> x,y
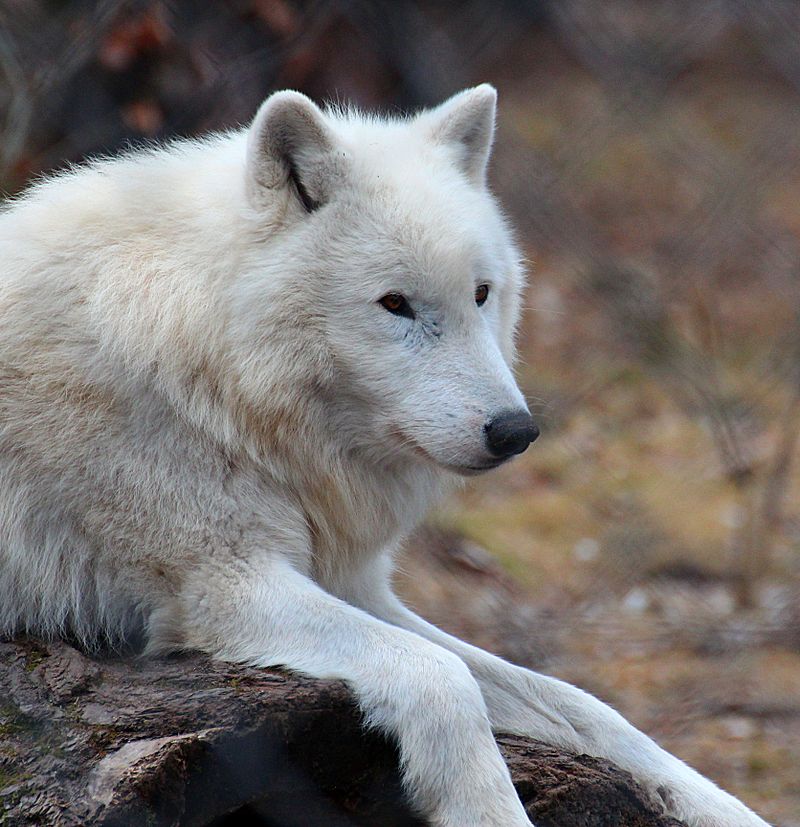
347,572 -> 771,827
165,557 -> 533,827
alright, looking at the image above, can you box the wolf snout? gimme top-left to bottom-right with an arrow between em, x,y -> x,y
484,410 -> 539,459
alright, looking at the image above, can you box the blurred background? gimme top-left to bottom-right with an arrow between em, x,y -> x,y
1,1 -> 799,824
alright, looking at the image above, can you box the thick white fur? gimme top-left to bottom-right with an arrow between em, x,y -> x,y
0,86 -> 769,826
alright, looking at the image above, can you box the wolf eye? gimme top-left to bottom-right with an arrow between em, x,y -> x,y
475,284 -> 490,306
379,293 -> 415,320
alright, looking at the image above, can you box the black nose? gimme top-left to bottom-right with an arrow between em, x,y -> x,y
484,410 -> 539,459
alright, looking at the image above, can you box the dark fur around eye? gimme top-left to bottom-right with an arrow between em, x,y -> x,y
379,293 -> 416,320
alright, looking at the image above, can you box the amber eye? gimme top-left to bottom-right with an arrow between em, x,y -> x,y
475,284 -> 490,306
378,293 -> 415,320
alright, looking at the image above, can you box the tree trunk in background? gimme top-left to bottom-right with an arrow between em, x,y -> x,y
0,639 -> 684,827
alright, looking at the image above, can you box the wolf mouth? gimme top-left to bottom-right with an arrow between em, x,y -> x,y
392,429 -> 507,475
465,461 -> 505,471
458,459 -> 507,475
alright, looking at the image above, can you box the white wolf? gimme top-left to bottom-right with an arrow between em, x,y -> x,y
0,86 -> 769,827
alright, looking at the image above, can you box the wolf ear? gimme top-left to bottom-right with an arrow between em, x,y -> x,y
246,90 -> 336,213
421,84 -> 497,186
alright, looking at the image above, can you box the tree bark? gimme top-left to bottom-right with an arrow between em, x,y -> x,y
0,639 -> 684,827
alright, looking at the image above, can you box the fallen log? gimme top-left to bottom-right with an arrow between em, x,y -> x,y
0,639 -> 684,826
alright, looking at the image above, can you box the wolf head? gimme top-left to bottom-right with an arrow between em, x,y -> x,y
235,86 -> 537,476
